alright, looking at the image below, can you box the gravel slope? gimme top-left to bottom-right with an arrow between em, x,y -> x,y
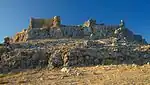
0,64 -> 150,85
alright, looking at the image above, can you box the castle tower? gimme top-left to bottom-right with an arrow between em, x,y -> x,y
83,19 -> 96,28
52,16 -> 61,28
119,20 -> 125,29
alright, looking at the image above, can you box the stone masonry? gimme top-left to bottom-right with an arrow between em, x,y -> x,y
11,16 -> 147,44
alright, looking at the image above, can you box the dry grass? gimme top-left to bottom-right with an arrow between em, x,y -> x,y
0,64 -> 150,85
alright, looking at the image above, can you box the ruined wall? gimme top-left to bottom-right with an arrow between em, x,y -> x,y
93,24 -> 119,39
61,26 -> 84,38
12,16 -> 62,41
15,17 -> 122,41
29,16 -> 61,29
27,25 -> 84,40
30,18 -> 53,28
11,17 -> 147,44
83,19 -> 96,28
53,16 -> 61,28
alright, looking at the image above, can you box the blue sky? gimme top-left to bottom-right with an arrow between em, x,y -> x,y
0,0 -> 150,43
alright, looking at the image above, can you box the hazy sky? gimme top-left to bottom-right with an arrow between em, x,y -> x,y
0,0 -> 150,43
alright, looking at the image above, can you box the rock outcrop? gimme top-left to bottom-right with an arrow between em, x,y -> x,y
13,29 -> 27,42
0,39 -> 149,73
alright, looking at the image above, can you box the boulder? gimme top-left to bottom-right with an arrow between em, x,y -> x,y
48,50 -> 63,68
13,29 -> 27,42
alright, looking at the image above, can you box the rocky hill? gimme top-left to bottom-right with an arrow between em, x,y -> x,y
0,38 -> 150,74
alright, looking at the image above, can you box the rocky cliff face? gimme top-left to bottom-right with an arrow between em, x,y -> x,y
0,39 -> 149,73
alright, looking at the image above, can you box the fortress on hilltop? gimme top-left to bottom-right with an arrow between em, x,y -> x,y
1,16 -> 150,74
11,16 -> 147,44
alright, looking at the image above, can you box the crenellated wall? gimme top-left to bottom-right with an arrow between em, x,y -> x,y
26,24 -> 120,40
11,16 -> 147,44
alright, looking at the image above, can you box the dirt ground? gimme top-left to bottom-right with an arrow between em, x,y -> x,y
0,64 -> 150,85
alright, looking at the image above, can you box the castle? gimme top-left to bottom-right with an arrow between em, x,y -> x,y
12,16 -> 147,44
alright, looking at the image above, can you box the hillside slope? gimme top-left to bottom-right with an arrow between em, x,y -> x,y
0,38 -> 150,74
0,64 -> 150,85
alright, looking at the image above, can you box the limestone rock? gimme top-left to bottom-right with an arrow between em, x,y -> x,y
13,29 -> 27,42
61,67 -> 70,73
48,50 -> 63,68
0,39 -> 150,73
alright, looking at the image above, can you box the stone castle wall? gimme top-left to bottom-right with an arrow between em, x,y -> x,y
61,26 -> 84,37
30,18 -> 53,28
93,24 -> 119,38
11,16 -> 147,44
26,24 -> 120,40
27,25 -> 84,40
29,16 -> 61,29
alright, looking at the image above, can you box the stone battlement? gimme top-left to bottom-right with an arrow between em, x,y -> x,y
11,16 -> 147,44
